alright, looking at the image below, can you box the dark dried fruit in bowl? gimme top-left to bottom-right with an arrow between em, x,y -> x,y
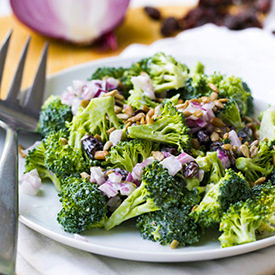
82,135 -> 103,159
197,130 -> 210,146
237,127 -> 253,143
223,12 -> 262,30
113,168 -> 129,180
144,6 -> 162,20
161,17 -> 179,36
183,161 -> 200,178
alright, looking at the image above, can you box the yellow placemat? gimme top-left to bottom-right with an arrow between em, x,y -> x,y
0,6 -> 190,95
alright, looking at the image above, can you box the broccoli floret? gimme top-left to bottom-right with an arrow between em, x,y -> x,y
136,205 -> 200,248
57,177 -> 107,233
191,169 -> 252,228
252,182 -> 275,234
105,162 -> 187,230
259,107 -> 275,141
89,67 -> 126,81
216,98 -> 243,130
208,74 -> 253,116
236,140 -> 274,183
24,141 -> 61,191
128,103 -> 191,151
141,52 -> 188,93
196,151 -> 225,185
37,95 -> 72,137
44,131 -> 90,179
106,139 -> 152,172
68,96 -> 121,149
127,88 -> 158,110
218,198 -> 266,247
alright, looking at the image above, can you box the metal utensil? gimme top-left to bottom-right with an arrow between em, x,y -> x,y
0,30 -> 48,275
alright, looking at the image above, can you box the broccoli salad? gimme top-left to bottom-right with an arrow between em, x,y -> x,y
21,52 -> 275,249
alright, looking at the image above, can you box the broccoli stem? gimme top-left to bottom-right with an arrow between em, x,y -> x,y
105,183 -> 159,230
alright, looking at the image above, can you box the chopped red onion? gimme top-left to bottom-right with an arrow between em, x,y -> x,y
20,169 -> 42,196
109,129 -> 123,146
217,149 -> 231,169
160,156 -> 182,176
132,163 -> 144,180
108,172 -> 122,184
99,181 -> 118,198
126,172 -> 140,186
228,130 -> 241,150
90,167 -> 105,185
131,73 -> 155,99
119,182 -> 136,196
177,152 -> 195,165
185,101 -> 215,132
61,78 -> 119,114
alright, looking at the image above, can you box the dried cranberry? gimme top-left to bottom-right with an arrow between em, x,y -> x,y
161,17 -> 179,36
197,130 -> 210,145
273,30 -> 275,35
81,135 -> 103,159
144,6 -> 162,20
113,168 -> 129,181
183,161 -> 200,178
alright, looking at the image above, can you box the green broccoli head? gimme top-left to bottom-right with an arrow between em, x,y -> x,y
57,176 -> 107,233
216,98 -> 243,130
219,198 -> 266,247
68,96 -> 121,149
37,95 -> 72,137
196,151 -> 225,185
105,161 -> 187,230
88,67 -> 126,81
136,205 -> 201,248
208,74 -> 253,116
128,102 -> 191,151
127,88 -> 158,110
24,140 -> 61,191
43,130 -> 90,179
236,140 -> 275,183
191,169 -> 252,228
106,139 -> 152,172
142,52 -> 188,93
252,182 -> 275,234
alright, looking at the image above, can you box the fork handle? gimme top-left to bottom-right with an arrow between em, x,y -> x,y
0,125 -> 18,275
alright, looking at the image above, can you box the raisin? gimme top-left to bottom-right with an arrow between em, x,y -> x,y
237,127 -> 253,143
210,141 -> 224,152
81,135 -> 103,159
224,12 -> 262,30
197,130 -> 210,145
144,6 -> 162,20
273,30 -> 275,35
183,161 -> 200,178
161,17 -> 179,36
160,146 -> 179,156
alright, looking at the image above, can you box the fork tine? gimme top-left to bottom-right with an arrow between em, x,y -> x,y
0,30 -> 12,95
24,42 -> 48,118
6,36 -> 31,104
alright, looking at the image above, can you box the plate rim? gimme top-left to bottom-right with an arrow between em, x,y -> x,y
19,54 -> 275,262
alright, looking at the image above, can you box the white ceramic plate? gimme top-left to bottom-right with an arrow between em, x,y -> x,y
18,55 -> 275,262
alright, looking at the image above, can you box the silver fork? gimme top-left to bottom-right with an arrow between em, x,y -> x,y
0,30 -> 48,275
